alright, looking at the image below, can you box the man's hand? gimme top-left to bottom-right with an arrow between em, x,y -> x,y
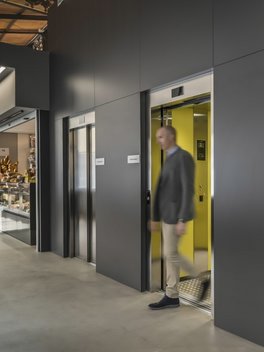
148,221 -> 160,232
175,222 -> 186,236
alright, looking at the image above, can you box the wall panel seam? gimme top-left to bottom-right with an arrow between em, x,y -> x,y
214,47 -> 264,68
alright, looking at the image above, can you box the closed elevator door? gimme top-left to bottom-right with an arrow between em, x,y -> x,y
70,124 -> 96,263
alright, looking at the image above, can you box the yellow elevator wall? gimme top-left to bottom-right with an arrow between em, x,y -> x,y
207,111 -> 211,270
194,115 -> 208,250
171,107 -> 194,267
151,116 -> 162,260
151,105 -> 212,278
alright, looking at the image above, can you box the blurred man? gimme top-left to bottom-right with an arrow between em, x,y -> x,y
149,126 -> 209,310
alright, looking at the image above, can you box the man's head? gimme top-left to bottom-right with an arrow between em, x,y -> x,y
156,126 -> 177,151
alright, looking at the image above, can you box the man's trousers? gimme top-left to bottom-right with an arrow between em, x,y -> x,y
162,222 -> 198,298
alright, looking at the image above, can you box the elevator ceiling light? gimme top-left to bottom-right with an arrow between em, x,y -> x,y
194,113 -> 206,117
0,66 -> 6,74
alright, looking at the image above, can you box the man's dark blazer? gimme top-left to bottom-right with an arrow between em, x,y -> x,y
153,146 -> 195,224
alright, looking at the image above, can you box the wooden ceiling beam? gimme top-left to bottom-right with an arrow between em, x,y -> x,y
0,0 -> 47,14
0,14 -> 47,20
0,29 -> 44,34
0,5 -> 25,41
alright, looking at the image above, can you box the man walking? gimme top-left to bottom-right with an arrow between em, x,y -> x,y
149,125 -> 208,310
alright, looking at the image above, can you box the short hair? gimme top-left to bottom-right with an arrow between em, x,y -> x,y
164,125 -> 177,141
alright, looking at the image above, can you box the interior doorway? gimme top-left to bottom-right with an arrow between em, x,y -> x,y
0,113 -> 37,246
68,112 -> 96,264
149,73 -> 213,311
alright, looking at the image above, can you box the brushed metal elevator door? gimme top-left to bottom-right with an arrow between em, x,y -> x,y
89,125 -> 96,263
73,127 -> 88,260
70,124 -> 96,263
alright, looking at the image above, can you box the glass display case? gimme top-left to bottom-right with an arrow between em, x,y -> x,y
0,182 -> 36,245
0,183 -> 30,215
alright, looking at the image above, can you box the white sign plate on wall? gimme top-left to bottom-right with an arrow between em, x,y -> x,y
0,148 -> 9,156
127,155 -> 140,164
96,158 -> 105,166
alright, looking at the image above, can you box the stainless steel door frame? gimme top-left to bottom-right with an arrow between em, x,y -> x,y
89,125 -> 96,264
68,128 -> 74,258
74,126 -> 88,260
68,111 -> 96,263
148,72 -> 214,315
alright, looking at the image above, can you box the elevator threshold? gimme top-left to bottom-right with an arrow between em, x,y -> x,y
179,271 -> 211,312
180,297 -> 211,316
72,257 -> 96,267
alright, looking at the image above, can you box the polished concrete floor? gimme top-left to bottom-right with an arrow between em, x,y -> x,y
0,233 -> 263,352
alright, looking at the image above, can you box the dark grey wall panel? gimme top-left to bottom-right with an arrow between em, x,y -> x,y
46,0 -> 264,345
0,43 -> 49,110
94,0 -> 140,106
95,94 -> 142,290
49,117 -> 64,256
48,0 -> 95,119
140,0 -> 213,91
48,0 -> 96,255
214,0 -> 264,66
214,52 -> 264,346
37,111 -> 51,252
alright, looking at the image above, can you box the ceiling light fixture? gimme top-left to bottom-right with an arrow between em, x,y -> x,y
0,66 -> 6,74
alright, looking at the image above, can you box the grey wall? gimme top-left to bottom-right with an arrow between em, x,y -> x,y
0,44 -> 50,256
0,43 -> 49,110
48,0 -> 264,345
37,111 -> 51,252
94,0 -> 140,105
213,0 -> 264,346
0,71 -> 15,116
0,133 -> 17,162
214,51 -> 264,346
140,0 -> 213,90
48,0 -> 95,118
214,0 -> 264,65
96,94 -> 141,288
48,0 -> 213,289
49,117 -> 64,255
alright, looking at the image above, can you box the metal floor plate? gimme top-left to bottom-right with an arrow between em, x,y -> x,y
179,271 -> 211,310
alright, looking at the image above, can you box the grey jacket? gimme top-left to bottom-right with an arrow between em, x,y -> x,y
153,147 -> 194,224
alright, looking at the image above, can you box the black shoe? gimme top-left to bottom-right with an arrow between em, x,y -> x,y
198,278 -> 210,301
148,295 -> 180,310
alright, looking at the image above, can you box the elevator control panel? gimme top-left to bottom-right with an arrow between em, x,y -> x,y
197,140 -> 206,161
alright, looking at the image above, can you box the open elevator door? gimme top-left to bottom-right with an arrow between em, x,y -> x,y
69,112 -> 96,264
148,72 -> 213,311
